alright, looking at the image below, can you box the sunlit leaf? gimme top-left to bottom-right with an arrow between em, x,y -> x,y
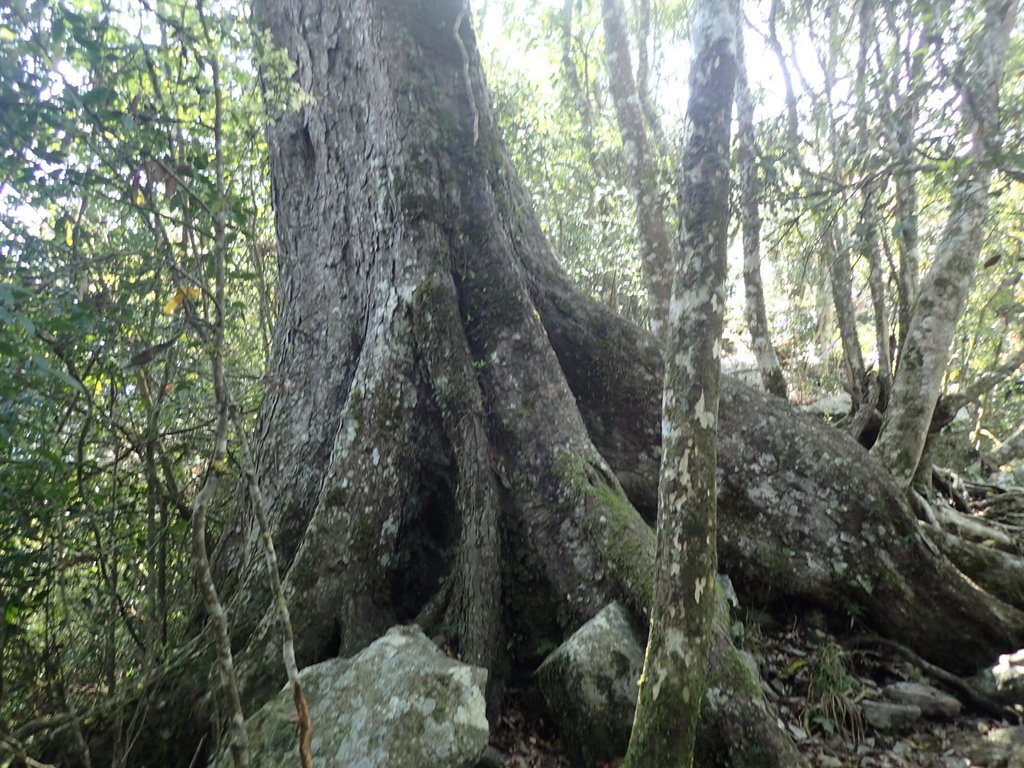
162,286 -> 201,314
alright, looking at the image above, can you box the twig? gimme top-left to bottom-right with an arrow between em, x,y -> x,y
0,730 -> 58,768
228,404 -> 314,768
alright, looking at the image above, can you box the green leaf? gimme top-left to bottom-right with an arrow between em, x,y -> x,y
15,313 -> 35,336
783,659 -> 809,677
81,85 -> 116,108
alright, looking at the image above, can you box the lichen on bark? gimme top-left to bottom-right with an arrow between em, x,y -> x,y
624,0 -> 739,763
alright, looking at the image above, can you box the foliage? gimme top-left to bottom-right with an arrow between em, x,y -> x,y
800,640 -> 864,741
481,1 -> 656,324
0,0 -> 279,727
482,0 -> 1022,451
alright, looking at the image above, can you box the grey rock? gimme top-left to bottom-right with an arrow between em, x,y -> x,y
802,393 -> 852,418
973,649 -> 1024,707
536,601 -> 644,767
882,681 -> 961,719
860,699 -> 922,731
472,746 -> 506,768
211,625 -> 489,768
964,725 -> 1024,768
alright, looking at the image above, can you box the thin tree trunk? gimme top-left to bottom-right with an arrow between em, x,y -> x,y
819,14 -> 867,411
884,4 -> 926,355
861,185 -> 890,386
854,0 -> 891,395
826,221 -> 867,408
735,31 -> 787,399
625,1 -> 737,762
560,0 -> 600,173
633,0 -> 672,165
767,0 -> 800,154
600,0 -> 673,339
191,26 -> 250,766
191,409 -> 249,768
893,165 -> 919,355
874,0 -> 1018,488
144,456 -> 161,659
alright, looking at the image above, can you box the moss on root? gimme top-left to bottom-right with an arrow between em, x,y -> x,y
552,453 -> 655,617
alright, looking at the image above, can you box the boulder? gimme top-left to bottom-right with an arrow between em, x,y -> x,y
860,700 -> 922,731
964,725 -> 1024,768
882,682 -> 961,719
801,393 -> 852,420
211,625 -> 489,768
535,602 -> 644,767
973,649 -> 1024,707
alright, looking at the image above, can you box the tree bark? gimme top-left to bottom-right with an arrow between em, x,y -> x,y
601,0 -> 674,339
873,0 -> 1019,487
992,422 -> 1024,468
625,0 -> 737,762
854,0 -> 891,397
826,221 -> 868,408
861,187 -> 890,387
735,30 -> 787,400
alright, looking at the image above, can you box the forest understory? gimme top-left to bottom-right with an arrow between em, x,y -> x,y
494,612 -> 1024,768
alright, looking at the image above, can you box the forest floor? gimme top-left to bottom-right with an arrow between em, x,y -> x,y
491,611 -> 1022,768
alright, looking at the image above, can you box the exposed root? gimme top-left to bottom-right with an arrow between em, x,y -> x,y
934,499 -> 1017,549
924,526 -> 1024,610
412,276 -> 503,675
847,634 -> 1016,721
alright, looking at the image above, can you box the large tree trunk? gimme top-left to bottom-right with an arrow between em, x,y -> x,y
199,6 -> 795,766
38,1 -> 1023,766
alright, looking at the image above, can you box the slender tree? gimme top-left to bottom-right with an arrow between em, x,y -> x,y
873,0 -> 1019,488
624,0 -> 739,763
735,28 -> 788,399
601,0 -> 674,339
